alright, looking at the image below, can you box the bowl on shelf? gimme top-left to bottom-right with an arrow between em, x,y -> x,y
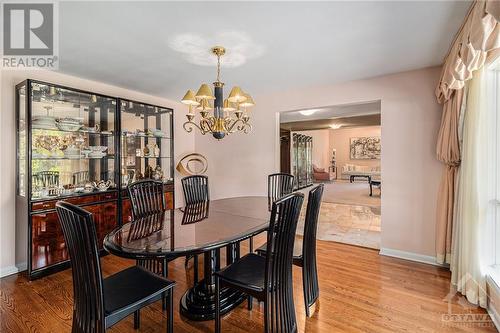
81,124 -> 100,133
88,151 -> 107,159
32,116 -> 57,130
150,128 -> 167,138
58,117 -> 83,124
89,146 -> 108,152
56,122 -> 82,132
81,148 -> 92,158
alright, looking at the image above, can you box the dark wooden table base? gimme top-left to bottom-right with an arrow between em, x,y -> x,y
180,244 -> 245,320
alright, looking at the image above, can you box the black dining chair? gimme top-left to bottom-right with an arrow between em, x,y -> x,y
257,184 -> 324,317
214,192 -> 304,333
182,175 -> 210,204
246,172 -> 294,310
127,180 -> 171,310
55,201 -> 175,333
268,173 -> 294,210
181,175 -> 210,284
128,179 -> 166,219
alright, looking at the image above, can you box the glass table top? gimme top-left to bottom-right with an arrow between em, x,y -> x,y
104,196 -> 270,258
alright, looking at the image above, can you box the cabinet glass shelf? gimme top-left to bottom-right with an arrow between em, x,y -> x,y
33,128 -> 114,136
32,156 -> 116,160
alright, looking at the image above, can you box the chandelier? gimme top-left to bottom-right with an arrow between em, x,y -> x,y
181,46 -> 254,140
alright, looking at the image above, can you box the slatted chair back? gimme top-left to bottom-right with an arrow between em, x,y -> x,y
55,201 -> 105,333
127,180 -> 166,219
72,171 -> 89,186
182,201 -> 210,225
36,171 -> 60,187
264,192 -> 304,333
181,175 -> 209,205
302,184 -> 324,311
267,173 -> 294,210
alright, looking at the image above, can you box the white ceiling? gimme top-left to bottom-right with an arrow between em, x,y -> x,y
57,1 -> 470,101
280,101 -> 381,123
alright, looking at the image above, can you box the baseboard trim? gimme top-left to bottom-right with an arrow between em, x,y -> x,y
487,276 -> 500,331
487,307 -> 500,331
0,262 -> 27,279
0,266 -> 19,278
379,248 -> 448,267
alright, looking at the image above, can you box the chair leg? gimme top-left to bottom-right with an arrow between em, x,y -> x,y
248,237 -> 254,310
215,277 -> 221,333
162,259 -> 168,311
167,290 -> 173,333
134,310 -> 140,329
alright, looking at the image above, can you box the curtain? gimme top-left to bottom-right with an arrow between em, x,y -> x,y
436,1 -> 500,102
435,0 -> 499,264
435,89 -> 465,264
450,66 -> 496,307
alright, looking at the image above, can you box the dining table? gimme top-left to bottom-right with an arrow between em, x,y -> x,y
103,196 -> 271,321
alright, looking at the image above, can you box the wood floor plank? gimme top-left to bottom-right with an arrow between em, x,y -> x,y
0,237 -> 497,333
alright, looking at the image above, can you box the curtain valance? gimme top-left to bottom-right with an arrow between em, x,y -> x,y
436,1 -> 500,103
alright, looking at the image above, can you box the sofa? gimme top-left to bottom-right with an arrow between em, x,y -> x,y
313,165 -> 331,182
341,164 -> 381,182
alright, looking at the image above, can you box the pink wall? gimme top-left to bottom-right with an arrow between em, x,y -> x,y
330,126 -> 381,174
195,66 -> 443,258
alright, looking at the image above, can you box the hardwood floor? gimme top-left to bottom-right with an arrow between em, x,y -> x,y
1,236 -> 497,333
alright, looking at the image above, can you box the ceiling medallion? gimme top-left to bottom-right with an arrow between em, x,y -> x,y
181,46 -> 254,140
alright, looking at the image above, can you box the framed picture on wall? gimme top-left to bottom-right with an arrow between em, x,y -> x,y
350,136 -> 381,159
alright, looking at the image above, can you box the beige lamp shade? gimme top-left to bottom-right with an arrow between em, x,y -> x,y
196,99 -> 213,111
181,90 -> 200,106
239,93 -> 255,108
223,99 -> 236,112
227,86 -> 247,103
195,84 -> 215,100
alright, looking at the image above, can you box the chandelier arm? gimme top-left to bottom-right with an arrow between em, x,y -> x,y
183,120 -> 207,135
241,123 -> 252,134
226,118 -> 251,134
200,117 -> 215,133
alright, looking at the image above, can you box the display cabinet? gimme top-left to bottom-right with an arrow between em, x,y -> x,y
291,133 -> 313,190
16,80 -> 174,279
119,99 -> 174,223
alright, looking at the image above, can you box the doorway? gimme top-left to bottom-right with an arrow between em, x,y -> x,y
279,101 -> 382,249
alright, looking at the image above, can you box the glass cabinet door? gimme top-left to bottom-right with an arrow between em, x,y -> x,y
120,100 -> 173,187
29,82 -> 117,201
17,83 -> 27,197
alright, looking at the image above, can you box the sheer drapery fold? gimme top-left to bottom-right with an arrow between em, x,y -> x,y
450,66 -> 495,308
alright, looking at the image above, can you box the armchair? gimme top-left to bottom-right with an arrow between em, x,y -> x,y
313,165 -> 331,182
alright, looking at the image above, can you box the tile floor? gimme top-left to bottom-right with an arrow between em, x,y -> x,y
298,185 -> 381,249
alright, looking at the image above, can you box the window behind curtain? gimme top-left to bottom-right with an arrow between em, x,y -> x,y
487,59 -> 500,279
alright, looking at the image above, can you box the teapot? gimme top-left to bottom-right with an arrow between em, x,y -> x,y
93,180 -> 112,192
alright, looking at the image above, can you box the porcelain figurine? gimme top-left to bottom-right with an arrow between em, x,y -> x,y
152,166 -> 163,180
153,144 -> 160,157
